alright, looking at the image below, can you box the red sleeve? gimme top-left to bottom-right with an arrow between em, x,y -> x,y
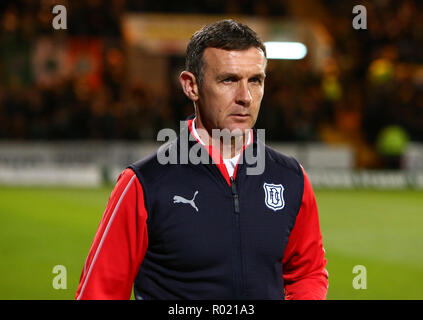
282,167 -> 328,300
75,168 -> 148,300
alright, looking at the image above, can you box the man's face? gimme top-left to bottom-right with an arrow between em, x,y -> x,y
196,47 -> 266,134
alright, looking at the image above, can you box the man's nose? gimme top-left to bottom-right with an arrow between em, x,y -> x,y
235,81 -> 252,106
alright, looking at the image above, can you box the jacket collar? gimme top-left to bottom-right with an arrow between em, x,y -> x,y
181,114 -> 258,186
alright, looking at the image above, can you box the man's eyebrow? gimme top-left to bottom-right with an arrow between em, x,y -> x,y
251,73 -> 266,80
216,72 -> 266,80
216,73 -> 239,80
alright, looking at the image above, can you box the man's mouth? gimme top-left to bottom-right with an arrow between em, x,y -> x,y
230,113 -> 250,118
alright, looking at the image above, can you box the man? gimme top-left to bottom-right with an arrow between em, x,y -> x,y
75,19 -> 328,300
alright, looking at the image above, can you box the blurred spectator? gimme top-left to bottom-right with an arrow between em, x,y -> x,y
0,0 -> 422,169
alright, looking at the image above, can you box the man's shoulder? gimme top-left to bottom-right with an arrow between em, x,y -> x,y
263,143 -> 303,178
127,138 -> 179,184
129,151 -> 159,172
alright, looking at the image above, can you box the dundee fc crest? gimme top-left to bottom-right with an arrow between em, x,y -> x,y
263,183 -> 285,211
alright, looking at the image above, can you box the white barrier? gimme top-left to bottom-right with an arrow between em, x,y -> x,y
268,143 -> 354,169
0,141 -> 422,188
0,165 -> 101,187
404,142 -> 423,170
307,169 -> 423,189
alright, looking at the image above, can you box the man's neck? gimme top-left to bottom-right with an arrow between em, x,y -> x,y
192,118 -> 250,159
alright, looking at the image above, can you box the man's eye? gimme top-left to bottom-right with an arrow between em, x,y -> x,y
250,77 -> 262,84
223,77 -> 236,83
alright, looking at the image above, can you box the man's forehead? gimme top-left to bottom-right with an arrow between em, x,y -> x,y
203,47 -> 267,73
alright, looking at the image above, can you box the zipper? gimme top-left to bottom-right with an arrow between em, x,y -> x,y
230,176 -> 244,299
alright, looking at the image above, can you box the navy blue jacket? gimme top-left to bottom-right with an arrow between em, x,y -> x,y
75,118 -> 328,300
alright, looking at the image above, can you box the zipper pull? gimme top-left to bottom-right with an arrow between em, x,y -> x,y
230,177 -> 240,213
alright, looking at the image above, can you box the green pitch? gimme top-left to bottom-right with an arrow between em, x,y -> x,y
0,185 -> 422,300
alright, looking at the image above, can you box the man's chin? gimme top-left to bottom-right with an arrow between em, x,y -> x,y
229,122 -> 253,133
223,126 -> 250,135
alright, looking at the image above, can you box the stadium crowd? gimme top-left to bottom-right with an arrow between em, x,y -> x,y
0,0 -> 422,167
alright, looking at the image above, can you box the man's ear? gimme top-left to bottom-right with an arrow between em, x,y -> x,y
179,71 -> 199,101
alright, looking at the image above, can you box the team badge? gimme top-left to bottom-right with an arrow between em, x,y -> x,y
263,183 -> 285,211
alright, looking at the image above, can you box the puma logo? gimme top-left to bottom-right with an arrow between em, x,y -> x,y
173,191 -> 199,212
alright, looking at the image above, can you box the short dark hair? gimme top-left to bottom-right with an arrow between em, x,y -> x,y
185,19 -> 267,87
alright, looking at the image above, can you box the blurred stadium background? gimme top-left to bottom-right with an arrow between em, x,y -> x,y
0,0 -> 422,300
